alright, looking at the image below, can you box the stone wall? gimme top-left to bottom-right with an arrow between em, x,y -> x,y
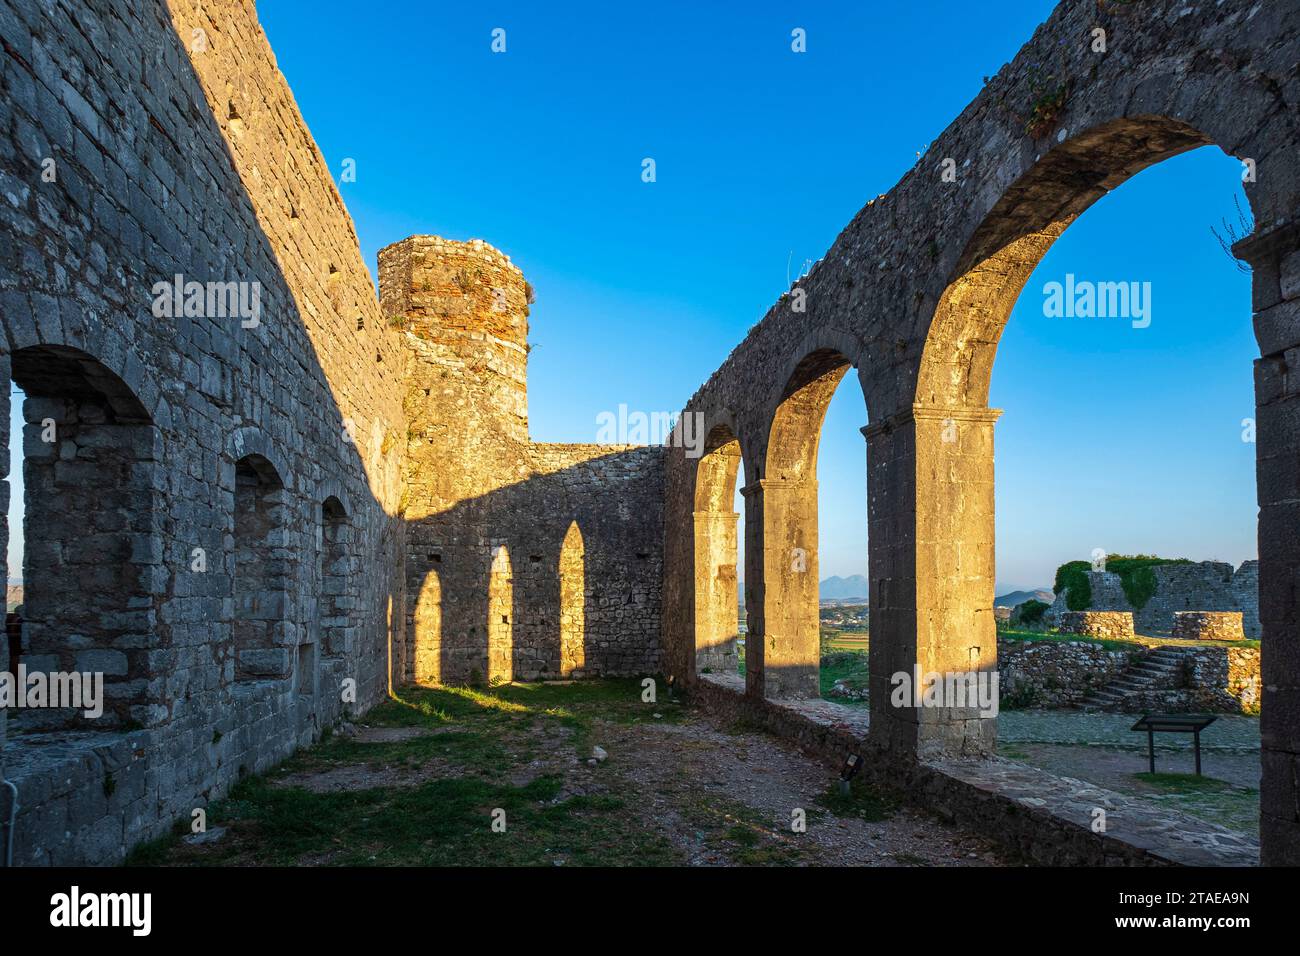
1058,611 -> 1135,641
0,0 -> 407,864
382,237 -> 664,685
0,1 -> 668,867
1173,611 -> 1246,642
1111,646 -> 1261,715
1047,562 -> 1261,638
998,638 -> 1134,709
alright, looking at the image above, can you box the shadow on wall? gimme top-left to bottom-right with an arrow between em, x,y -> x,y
0,0 -> 408,864
407,453 -> 665,686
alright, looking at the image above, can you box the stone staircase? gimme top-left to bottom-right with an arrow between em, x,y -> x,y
1076,647 -> 1187,711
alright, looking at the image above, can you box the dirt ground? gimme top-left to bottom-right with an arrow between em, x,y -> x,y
132,680 -> 1008,867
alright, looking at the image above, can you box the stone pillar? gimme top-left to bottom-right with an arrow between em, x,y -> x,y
741,478 -> 819,699
693,510 -> 740,674
864,405 -> 1000,759
1243,222 -> 1300,865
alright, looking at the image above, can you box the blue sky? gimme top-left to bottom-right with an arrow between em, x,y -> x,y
7,1 -> 1259,591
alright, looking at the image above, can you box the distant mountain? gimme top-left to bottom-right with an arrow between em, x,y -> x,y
820,575 -> 869,600
994,588 -> 1053,608
736,576 -> 1046,606
737,575 -> 869,604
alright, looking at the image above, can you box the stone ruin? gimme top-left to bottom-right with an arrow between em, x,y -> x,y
0,0 -> 1297,866
1045,561 -> 1261,637
1057,611 -> 1136,641
1173,611 -> 1247,642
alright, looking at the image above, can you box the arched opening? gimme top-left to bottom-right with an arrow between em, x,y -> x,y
912,117 -> 1268,823
5,345 -> 163,729
413,569 -> 442,684
693,425 -> 744,678
487,541 -> 513,685
319,496 -> 354,662
988,146 -> 1261,836
559,521 -> 585,678
748,348 -> 857,699
233,454 -> 291,683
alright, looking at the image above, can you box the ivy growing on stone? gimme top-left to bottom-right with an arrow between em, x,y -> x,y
1053,555 -> 1194,611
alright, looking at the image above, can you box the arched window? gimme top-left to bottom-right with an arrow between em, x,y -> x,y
487,542 -> 513,684
559,521 -> 585,677
233,454 -> 290,682
7,345 -> 163,729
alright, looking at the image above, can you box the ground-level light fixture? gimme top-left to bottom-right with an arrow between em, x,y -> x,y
839,753 -> 862,796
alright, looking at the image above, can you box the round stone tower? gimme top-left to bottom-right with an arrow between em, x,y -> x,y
380,236 -> 533,513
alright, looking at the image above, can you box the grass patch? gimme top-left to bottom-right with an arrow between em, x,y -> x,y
679,797 -> 812,866
820,649 -> 870,707
815,777 -> 897,822
1131,772 -> 1260,834
997,625 -> 1259,652
136,773 -> 681,867
128,678 -> 689,867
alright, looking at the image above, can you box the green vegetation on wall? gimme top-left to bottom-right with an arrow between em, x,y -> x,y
1054,563 -> 1092,611
1053,555 -> 1192,611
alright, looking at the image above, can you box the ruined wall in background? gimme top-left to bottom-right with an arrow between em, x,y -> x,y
383,237 -> 664,685
1046,562 -> 1261,638
0,0 -> 405,864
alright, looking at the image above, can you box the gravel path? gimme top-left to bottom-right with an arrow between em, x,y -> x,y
601,709 -> 1007,866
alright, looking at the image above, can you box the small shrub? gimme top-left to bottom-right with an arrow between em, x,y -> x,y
1015,599 -> 1049,625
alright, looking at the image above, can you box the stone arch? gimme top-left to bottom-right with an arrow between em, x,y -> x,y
227,426 -> 295,492
0,308 -> 175,433
693,421 -> 744,676
899,106 -> 1298,764
559,521 -> 585,678
741,346 -> 868,699
917,115 -> 1263,410
766,346 -> 856,480
5,344 -> 166,729
314,478 -> 355,522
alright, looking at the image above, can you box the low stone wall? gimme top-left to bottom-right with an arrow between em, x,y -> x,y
997,638 -> 1134,708
1058,611 -> 1135,640
1172,611 -> 1245,642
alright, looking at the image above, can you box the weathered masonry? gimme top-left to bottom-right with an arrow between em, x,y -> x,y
660,0 -> 1299,865
380,236 -> 664,686
0,0 -> 661,865
1045,560 -> 1261,636
0,0 -> 1296,868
